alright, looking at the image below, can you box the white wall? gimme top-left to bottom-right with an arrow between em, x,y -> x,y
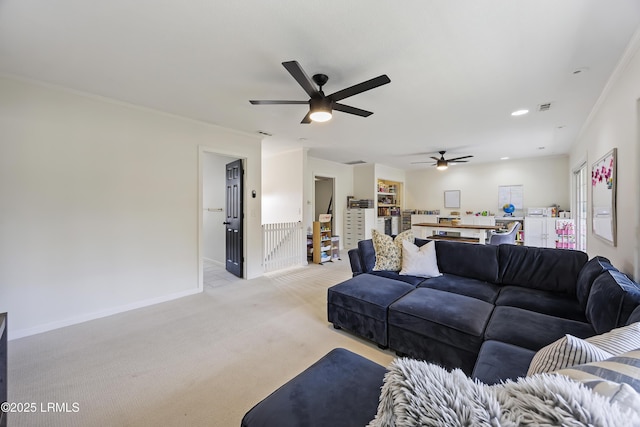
405,156 -> 570,215
569,31 -> 640,278
262,148 -> 304,224
0,77 -> 262,338
203,152 -> 238,263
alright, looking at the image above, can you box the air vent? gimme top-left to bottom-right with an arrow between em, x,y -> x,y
344,160 -> 366,165
538,103 -> 552,112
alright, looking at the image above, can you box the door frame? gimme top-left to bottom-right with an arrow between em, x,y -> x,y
313,175 -> 336,230
198,146 -> 246,290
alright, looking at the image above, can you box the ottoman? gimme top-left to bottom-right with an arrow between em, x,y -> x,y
240,348 -> 386,427
388,287 -> 494,374
328,273 -> 416,347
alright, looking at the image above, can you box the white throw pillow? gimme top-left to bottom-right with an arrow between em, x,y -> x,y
399,240 -> 442,278
527,334 -> 613,376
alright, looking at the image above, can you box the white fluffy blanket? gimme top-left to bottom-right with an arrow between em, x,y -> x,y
367,358 -> 640,427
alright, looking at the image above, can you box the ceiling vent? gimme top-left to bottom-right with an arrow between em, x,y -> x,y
344,160 -> 366,165
538,103 -> 552,112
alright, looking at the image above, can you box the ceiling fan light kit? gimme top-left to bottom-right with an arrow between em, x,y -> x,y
250,61 -> 390,124
309,97 -> 333,122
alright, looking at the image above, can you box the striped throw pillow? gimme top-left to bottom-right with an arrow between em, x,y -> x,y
527,334 -> 613,376
558,349 -> 640,394
586,322 -> 640,355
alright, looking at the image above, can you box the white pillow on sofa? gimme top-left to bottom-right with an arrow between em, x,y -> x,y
399,240 -> 442,278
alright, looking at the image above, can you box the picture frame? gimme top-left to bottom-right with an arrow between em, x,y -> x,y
591,148 -> 616,246
444,190 -> 461,209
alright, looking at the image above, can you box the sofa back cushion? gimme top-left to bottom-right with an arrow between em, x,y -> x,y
357,239 -> 377,273
586,270 -> 640,334
576,256 -> 617,310
498,245 -> 587,294
434,241 -> 499,283
628,305 -> 640,326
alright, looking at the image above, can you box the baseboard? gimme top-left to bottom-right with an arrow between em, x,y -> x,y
9,288 -> 202,340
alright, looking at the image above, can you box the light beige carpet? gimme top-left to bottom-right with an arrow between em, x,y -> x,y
8,261 -> 395,426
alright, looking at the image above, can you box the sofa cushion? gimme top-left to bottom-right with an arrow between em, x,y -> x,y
498,245 -> 587,294
327,274 -> 415,322
628,305 -> 640,325
418,274 -> 500,303
586,270 -> 640,334
357,239 -> 377,273
434,241 -> 499,283
576,256 -> 617,310
495,286 -> 586,322
241,348 -> 387,427
472,340 -> 535,385
399,240 -> 441,278
372,229 -> 414,271
388,287 -> 494,353
484,306 -> 595,351
527,334 -> 612,375
369,270 -> 426,286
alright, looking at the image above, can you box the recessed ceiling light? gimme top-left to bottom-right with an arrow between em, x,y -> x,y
500,157 -> 509,160
511,109 -> 529,116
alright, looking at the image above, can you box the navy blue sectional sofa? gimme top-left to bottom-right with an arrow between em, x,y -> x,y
330,238 -> 640,380
242,239 -> 640,426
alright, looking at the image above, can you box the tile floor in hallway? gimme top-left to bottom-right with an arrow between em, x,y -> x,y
203,258 -> 242,288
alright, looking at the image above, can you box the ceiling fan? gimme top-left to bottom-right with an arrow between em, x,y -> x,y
412,151 -> 474,170
249,60 -> 390,124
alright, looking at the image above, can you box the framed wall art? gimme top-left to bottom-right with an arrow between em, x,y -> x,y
591,148 -> 616,246
444,190 -> 460,209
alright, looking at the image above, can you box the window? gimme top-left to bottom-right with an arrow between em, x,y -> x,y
573,163 -> 587,252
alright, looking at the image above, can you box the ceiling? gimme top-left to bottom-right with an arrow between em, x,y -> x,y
1,1 -> 639,169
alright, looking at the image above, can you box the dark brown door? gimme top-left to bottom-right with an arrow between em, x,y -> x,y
225,159 -> 243,277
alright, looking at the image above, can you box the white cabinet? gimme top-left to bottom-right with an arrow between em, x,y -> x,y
524,217 -> 555,248
344,208 -> 376,249
461,215 -> 496,226
524,217 -> 576,249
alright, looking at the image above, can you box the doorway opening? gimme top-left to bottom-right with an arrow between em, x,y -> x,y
200,149 -> 244,289
314,176 -> 335,229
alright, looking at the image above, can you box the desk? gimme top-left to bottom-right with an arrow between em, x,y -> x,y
413,223 -> 502,244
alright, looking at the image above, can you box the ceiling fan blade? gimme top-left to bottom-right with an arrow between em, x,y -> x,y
447,155 -> 474,162
301,111 -> 312,124
282,61 -> 320,98
451,160 -> 469,163
411,161 -> 437,165
430,156 -> 440,161
249,100 -> 309,105
328,75 -> 391,102
333,103 -> 373,117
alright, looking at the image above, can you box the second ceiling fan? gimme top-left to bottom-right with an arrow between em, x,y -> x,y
250,60 -> 390,124
412,151 -> 474,170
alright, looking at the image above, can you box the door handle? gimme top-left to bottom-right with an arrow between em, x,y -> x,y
223,222 -> 230,225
